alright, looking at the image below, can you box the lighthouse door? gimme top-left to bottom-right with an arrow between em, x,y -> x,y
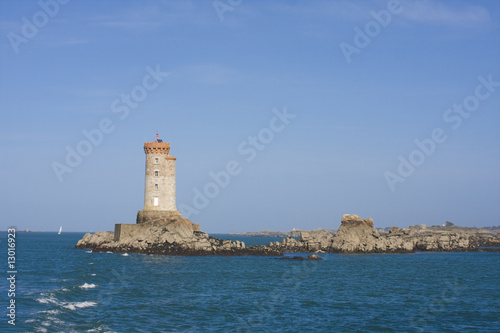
153,197 -> 159,206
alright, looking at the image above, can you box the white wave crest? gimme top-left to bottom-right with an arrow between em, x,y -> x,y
63,301 -> 97,310
47,317 -> 65,325
39,310 -> 60,315
36,296 -> 59,305
80,283 -> 97,289
87,325 -> 117,333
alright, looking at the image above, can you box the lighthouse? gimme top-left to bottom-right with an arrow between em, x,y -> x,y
134,132 -> 182,225
142,132 -> 177,211
115,132 -> 194,239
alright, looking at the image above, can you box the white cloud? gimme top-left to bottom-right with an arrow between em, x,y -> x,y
88,0 -> 215,31
399,0 -> 490,27
264,0 -> 373,22
265,0 -> 491,28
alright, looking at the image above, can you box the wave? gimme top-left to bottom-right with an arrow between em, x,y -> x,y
36,296 -> 59,305
87,324 -> 117,333
63,301 -> 97,311
36,293 -> 97,311
80,283 -> 97,289
39,309 -> 60,315
122,253 -> 129,256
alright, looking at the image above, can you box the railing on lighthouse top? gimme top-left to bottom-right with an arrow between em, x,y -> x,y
144,131 -> 172,155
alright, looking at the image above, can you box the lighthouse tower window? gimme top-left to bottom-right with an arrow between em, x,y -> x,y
154,170 -> 159,177
155,158 -> 158,164
155,184 -> 159,190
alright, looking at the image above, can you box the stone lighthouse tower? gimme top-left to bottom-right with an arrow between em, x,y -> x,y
114,132 -> 198,240
136,132 -> 180,224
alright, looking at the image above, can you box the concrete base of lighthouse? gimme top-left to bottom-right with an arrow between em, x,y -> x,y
136,210 -> 182,224
113,210 -> 201,242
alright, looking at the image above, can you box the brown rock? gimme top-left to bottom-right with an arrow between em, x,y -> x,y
331,214 -> 381,252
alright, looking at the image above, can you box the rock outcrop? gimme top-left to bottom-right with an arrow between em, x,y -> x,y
269,214 -> 488,254
469,233 -> 500,248
268,229 -> 334,253
230,229 -> 306,237
77,213 -> 497,256
331,215 -> 383,252
76,214 -> 281,256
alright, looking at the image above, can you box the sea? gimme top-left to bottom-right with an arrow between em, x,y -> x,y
2,231 -> 499,332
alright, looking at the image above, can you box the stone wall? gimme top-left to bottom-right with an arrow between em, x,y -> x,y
115,212 -> 201,242
114,224 -> 142,241
136,210 -> 182,224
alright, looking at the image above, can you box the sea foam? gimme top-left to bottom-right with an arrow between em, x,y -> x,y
63,301 -> 97,310
36,296 -> 59,305
39,309 -> 60,315
80,283 -> 97,289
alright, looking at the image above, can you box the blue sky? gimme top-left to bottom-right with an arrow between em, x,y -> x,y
1,0 -> 499,233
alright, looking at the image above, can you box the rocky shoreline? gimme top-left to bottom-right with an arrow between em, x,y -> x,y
76,213 -> 500,256
271,215 -> 500,254
229,230 -> 305,238
76,214 -> 283,256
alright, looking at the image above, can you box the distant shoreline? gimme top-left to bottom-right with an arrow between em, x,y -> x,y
230,224 -> 500,237
5,224 -> 500,235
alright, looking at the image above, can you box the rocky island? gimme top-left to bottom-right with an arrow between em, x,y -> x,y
76,134 -> 499,256
268,214 -> 500,253
76,211 -> 281,256
76,213 -> 500,255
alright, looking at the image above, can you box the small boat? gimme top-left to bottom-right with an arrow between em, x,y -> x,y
58,226 -> 62,235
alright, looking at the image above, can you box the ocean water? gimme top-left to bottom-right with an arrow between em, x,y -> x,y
2,232 -> 500,332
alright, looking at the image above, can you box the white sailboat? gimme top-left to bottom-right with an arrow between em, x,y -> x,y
58,226 -> 62,235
